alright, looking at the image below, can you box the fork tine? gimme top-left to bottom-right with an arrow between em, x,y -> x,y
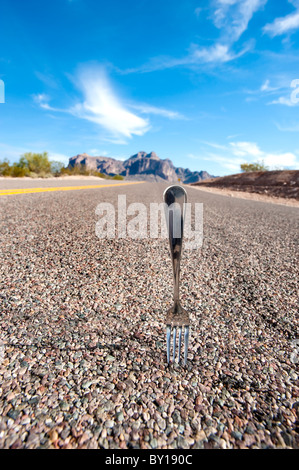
178,326 -> 182,363
166,325 -> 171,363
167,323 -> 190,365
173,327 -> 177,362
184,326 -> 190,365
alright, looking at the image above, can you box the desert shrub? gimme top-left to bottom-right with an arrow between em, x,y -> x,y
60,166 -> 80,175
240,161 -> 269,172
60,165 -> 109,177
0,159 -> 12,176
19,152 -> 51,174
0,159 -> 29,177
92,171 -> 106,178
60,166 -> 72,176
10,163 -> 29,177
112,174 -> 124,180
63,164 -> 90,175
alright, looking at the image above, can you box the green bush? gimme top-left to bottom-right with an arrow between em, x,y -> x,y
112,174 -> 124,180
60,165 -> 112,178
240,161 -> 269,172
60,164 -> 90,176
92,171 -> 106,178
0,159 -> 29,177
19,152 -> 51,174
10,163 -> 29,177
0,159 -> 12,176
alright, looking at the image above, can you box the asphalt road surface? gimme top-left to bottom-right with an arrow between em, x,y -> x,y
0,179 -> 298,449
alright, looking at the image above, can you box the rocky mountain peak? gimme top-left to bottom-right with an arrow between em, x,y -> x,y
68,151 -> 213,183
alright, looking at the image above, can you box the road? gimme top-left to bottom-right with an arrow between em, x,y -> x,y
0,179 -> 298,449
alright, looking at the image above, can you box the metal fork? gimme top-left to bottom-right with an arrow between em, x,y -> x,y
163,185 -> 190,365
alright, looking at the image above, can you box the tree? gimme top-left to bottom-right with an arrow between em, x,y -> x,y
19,152 -> 51,174
240,161 -> 269,173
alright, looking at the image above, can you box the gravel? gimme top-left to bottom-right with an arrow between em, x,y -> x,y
0,181 -> 298,449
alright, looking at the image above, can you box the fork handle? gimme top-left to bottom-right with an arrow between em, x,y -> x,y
163,185 -> 187,305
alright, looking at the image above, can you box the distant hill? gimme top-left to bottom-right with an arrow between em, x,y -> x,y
68,151 -> 213,183
191,170 -> 299,200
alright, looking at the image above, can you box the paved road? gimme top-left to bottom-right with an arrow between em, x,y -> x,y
0,181 -> 298,449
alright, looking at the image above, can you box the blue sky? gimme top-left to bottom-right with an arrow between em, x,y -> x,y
1,0 -> 299,176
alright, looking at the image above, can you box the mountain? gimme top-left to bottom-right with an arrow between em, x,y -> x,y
68,151 -> 213,183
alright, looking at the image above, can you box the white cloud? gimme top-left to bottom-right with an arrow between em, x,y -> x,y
34,66 -> 185,143
260,79 -> 280,93
264,12 -> 299,36
213,0 -> 268,41
199,140 -> 299,171
200,151 -> 243,172
191,43 -> 248,63
122,0 -> 265,73
263,0 -> 299,36
70,67 -> 150,141
263,152 -> 299,168
129,103 -> 185,119
260,79 -> 270,91
33,94 -> 54,110
123,42 -> 251,73
230,141 -> 299,168
230,141 -> 263,157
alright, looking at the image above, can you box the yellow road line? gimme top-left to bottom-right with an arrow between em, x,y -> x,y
0,181 -> 144,196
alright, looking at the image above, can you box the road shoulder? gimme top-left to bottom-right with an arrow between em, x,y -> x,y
190,185 -> 299,208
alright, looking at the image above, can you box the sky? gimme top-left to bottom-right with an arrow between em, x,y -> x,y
1,0 -> 299,176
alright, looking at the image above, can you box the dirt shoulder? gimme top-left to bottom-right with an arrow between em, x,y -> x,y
190,185 -> 299,207
191,170 -> 299,206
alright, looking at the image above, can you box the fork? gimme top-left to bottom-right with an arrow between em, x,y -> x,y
163,185 -> 190,365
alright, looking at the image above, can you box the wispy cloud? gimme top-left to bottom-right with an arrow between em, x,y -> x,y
260,79 -> 280,93
263,0 -> 299,36
230,141 -> 263,157
190,42 -> 251,63
69,67 -> 150,141
121,0 -> 266,74
129,103 -> 186,119
34,65 -> 184,143
33,93 -> 56,111
195,139 -> 299,171
213,0 -> 268,42
122,41 -> 252,74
